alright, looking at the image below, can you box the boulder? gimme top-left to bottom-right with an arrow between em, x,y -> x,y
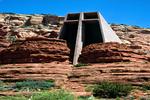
17,31 -> 38,38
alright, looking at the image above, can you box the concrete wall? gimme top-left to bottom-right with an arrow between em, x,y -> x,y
98,13 -> 122,43
59,12 -> 122,65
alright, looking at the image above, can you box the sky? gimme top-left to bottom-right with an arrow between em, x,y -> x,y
0,0 -> 150,28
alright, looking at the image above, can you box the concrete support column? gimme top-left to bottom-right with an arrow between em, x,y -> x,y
73,12 -> 83,65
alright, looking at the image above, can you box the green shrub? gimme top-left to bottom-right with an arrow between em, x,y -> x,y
31,89 -> 75,100
93,81 -> 133,98
14,80 -> 54,91
142,83 -> 150,90
0,81 -> 13,91
0,86 -> 13,91
0,96 -> 27,100
6,36 -> 17,43
0,80 -> 3,85
85,85 -> 95,92
78,96 -> 95,100
74,63 -> 88,67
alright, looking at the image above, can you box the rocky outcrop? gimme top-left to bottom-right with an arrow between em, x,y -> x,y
0,36 -> 10,52
4,15 -> 27,26
0,62 -> 150,91
0,37 -> 70,64
111,24 -> 150,56
0,63 -> 72,82
4,15 -> 26,21
69,63 -> 150,85
28,16 -> 43,25
42,15 -> 59,25
48,31 -> 59,38
0,14 -> 62,40
0,14 -> 150,95
16,31 -> 38,38
0,15 -> 5,23
0,23 -> 10,36
140,29 -> 150,34
79,42 -> 150,63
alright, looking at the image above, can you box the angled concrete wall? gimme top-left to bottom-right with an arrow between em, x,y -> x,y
59,12 -> 122,65
98,13 -> 122,42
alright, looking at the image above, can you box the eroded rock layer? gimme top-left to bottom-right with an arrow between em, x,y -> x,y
0,62 -> 150,92
0,37 -> 70,64
0,36 -> 10,52
79,42 -> 150,63
69,63 -> 150,85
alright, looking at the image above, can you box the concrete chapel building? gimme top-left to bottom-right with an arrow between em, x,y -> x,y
59,12 -> 122,65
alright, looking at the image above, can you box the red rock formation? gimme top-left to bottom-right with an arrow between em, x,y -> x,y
69,63 -> 150,85
0,37 -> 70,64
0,23 -> 10,36
0,62 -> 150,92
79,42 -> 149,63
0,36 -> 10,52
49,31 -> 58,38
0,63 -> 72,82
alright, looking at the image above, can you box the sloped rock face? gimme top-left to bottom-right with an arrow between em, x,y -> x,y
79,42 -> 150,63
0,37 -> 70,64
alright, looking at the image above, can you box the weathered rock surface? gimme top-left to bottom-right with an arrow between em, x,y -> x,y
69,63 -> 150,85
16,31 -> 38,38
0,14 -> 62,40
140,29 -> 150,34
0,36 -> 10,52
0,62 -> 150,92
28,16 -> 43,25
42,15 -> 59,25
111,24 -> 150,56
0,23 -> 10,36
0,37 -> 70,64
0,14 -> 150,96
49,30 -> 59,38
0,63 -> 72,82
0,14 -> 6,23
79,42 -> 150,63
